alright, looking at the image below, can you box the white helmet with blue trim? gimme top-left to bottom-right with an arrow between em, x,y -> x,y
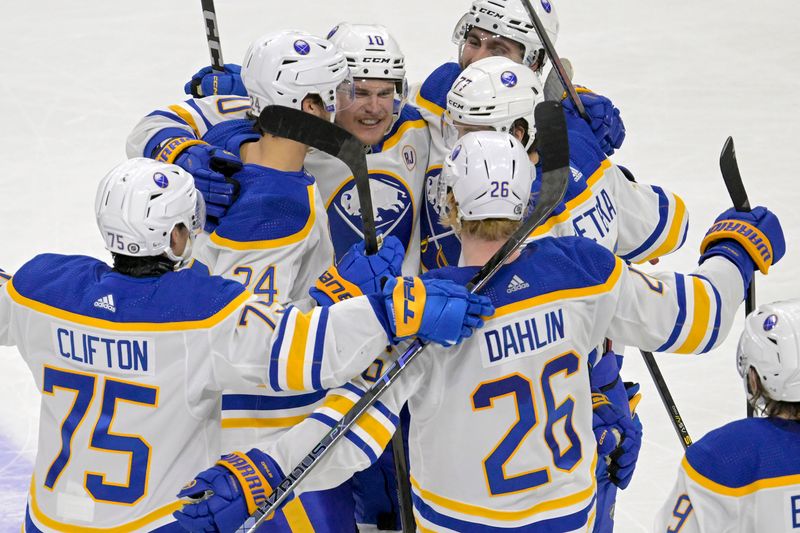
240,30 -> 354,119
738,299 -> 800,403
95,158 -> 205,266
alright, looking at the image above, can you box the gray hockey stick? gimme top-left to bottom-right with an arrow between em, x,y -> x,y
238,101 -> 571,532
200,0 -> 224,72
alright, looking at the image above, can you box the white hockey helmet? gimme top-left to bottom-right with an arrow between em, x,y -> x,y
444,56 -> 544,149
737,299 -> 800,403
95,158 -> 205,266
452,0 -> 559,68
240,30 -> 354,120
438,131 -> 533,222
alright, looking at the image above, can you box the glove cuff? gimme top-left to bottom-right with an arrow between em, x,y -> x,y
154,137 -> 207,164
216,451 -> 276,514
386,277 -> 427,339
314,265 -> 364,305
700,219 -> 774,274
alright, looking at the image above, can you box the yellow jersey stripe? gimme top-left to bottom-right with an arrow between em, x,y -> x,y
640,193 -> 687,263
675,277 -> 711,354
209,186 -> 316,250
282,498 -> 315,532
286,310 -> 312,391
409,455 -> 597,521
28,477 -> 181,532
323,394 -> 392,448
531,160 -> 612,237
490,258 -> 623,321
415,92 -> 445,118
682,456 -> 800,496
168,104 -> 201,138
221,415 -> 308,429
7,280 -> 250,331
383,119 -> 427,151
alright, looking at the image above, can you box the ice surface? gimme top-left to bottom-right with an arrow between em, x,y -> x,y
2,1 -> 799,530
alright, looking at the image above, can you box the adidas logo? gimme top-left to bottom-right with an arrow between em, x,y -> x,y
93,294 -> 116,313
506,275 -> 530,294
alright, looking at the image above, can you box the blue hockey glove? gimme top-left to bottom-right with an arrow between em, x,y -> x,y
592,393 -> 642,490
562,87 -> 626,156
377,276 -> 494,346
174,449 -> 286,533
699,206 -> 784,293
184,63 -> 247,98
310,236 -> 405,306
173,142 -> 243,232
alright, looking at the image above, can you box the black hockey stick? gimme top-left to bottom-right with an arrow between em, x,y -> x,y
238,101 -> 570,533
258,106 -> 378,253
720,136 -> 756,418
259,105 -> 412,528
522,1 -> 587,119
200,0 -> 225,72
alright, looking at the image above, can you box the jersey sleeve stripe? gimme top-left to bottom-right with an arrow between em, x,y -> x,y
269,308 -> 292,391
322,394 -> 395,449
307,412 -> 379,463
185,99 -> 214,130
382,119 -> 427,152
337,382 -> 398,425
220,415 -> 308,429
310,307 -> 329,390
286,309 -> 313,390
674,276 -> 712,354
682,456 -> 800,497
415,92 -> 445,118
638,192 -> 688,264
221,391 -> 326,411
693,274 -> 723,353
167,105 -> 201,138
281,497 -> 315,531
656,274 -> 688,352
619,185 -> 670,262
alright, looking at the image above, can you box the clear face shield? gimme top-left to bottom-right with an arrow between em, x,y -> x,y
170,193 -> 206,268
441,111 -> 497,150
332,71 -> 356,118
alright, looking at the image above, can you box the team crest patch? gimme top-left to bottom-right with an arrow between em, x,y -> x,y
153,172 -> 169,188
763,314 -> 778,331
328,173 -> 414,263
541,0 -> 552,13
402,145 -> 417,170
451,144 -> 462,161
294,40 -> 310,55
500,71 -> 518,88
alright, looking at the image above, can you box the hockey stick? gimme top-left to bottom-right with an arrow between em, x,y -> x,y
259,105 -> 413,528
200,0 -> 225,72
239,101 -> 570,533
543,57 -> 574,103
719,136 -> 756,418
522,1 -> 587,119
258,106 -> 378,253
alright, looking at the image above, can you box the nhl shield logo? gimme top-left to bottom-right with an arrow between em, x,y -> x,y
402,145 -> 417,170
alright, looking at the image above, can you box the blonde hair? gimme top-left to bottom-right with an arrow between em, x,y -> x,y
441,192 -> 521,241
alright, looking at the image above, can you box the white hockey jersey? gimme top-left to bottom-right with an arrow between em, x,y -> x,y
0,254 -> 391,532
264,236 -> 747,531
656,417 -> 800,533
126,96 -> 432,276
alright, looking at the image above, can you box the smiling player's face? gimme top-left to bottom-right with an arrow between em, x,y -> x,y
335,79 -> 396,146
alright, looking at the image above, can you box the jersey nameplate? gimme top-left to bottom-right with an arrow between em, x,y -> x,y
480,308 -> 567,368
51,325 -> 154,376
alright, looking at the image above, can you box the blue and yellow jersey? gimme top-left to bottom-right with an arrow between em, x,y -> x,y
0,254 -> 393,532
658,417 -> 800,532
264,236 -> 749,531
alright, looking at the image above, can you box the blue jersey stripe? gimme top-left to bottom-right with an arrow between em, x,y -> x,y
185,99 -> 214,130
221,390 -> 326,411
411,492 -> 596,532
620,185 -> 669,262
692,274 -> 722,353
339,382 -> 398,426
657,273 -> 687,352
269,307 -> 293,391
310,307 -> 329,390
308,413 -> 378,463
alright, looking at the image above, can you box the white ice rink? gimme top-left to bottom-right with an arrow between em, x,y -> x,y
1,1 -> 799,531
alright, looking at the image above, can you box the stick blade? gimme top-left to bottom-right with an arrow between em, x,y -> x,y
719,136 -> 751,212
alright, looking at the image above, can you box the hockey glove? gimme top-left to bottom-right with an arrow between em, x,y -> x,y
592,392 -> 642,490
184,63 -> 247,98
562,87 -> 626,156
310,236 -> 405,306
699,206 -> 784,294
376,276 -> 494,346
171,142 -> 243,232
174,449 -> 286,533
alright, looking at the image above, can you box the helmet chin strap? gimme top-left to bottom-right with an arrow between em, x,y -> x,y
165,234 -> 195,270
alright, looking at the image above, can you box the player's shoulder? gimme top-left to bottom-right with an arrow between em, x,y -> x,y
376,105 -> 430,153
417,62 -> 462,113
685,417 -> 800,492
8,253 -> 248,324
211,165 -> 317,246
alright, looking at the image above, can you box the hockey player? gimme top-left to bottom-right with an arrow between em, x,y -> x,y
0,157 -> 490,532
656,299 -> 800,533
173,131 -> 785,532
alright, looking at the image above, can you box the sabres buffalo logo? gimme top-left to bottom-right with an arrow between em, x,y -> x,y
327,171 -> 415,262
